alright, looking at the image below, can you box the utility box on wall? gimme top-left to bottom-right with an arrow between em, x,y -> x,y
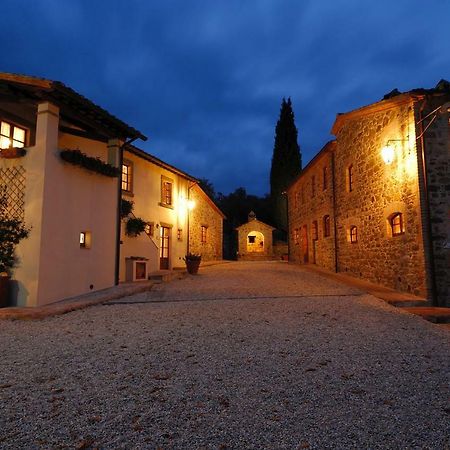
125,257 -> 149,282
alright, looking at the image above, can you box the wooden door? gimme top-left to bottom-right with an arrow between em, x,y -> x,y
302,225 -> 309,263
160,226 -> 170,269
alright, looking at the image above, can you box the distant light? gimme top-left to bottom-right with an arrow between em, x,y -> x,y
381,144 -> 395,165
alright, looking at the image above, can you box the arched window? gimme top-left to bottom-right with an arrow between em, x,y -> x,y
350,226 -> 358,243
390,213 -> 404,236
323,215 -> 331,237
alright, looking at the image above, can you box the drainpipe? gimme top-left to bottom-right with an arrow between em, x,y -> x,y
114,137 -> 139,285
417,99 -> 438,305
282,191 -> 289,260
331,150 -> 339,273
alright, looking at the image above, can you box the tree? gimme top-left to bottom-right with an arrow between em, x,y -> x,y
198,178 -> 216,202
270,97 -> 302,231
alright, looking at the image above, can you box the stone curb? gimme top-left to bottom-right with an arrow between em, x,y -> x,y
0,282 -> 154,321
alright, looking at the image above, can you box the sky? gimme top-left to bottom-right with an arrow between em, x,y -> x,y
1,0 -> 449,196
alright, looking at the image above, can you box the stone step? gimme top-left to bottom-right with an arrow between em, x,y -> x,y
148,270 -> 186,283
402,307 -> 450,324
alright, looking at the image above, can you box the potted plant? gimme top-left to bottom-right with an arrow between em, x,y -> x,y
0,191 -> 29,307
184,253 -> 201,275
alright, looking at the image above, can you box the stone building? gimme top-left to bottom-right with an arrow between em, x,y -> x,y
236,212 -> 275,260
188,183 -> 225,261
288,80 -> 450,306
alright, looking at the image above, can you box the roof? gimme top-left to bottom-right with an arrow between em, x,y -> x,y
286,140 -> 336,192
331,79 -> 450,135
0,72 -> 146,142
236,218 -> 276,231
125,145 -> 198,182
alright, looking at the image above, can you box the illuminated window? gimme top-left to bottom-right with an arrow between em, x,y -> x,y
0,121 -> 26,149
323,215 -> 331,237
177,228 -> 183,241
390,213 -> 404,236
350,226 -> 358,243
348,165 -> 354,192
80,231 -> 91,249
161,177 -> 173,207
145,222 -> 154,237
311,176 -> 315,197
294,228 -> 299,245
323,166 -> 328,190
121,161 -> 133,192
201,225 -> 207,243
312,220 -> 318,241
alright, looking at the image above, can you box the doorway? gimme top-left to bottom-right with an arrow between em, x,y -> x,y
160,226 -> 170,269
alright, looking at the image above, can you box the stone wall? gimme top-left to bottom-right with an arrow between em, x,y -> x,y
287,144 -> 336,271
188,184 -> 224,261
237,219 -> 274,260
420,94 -> 450,305
334,99 -> 427,297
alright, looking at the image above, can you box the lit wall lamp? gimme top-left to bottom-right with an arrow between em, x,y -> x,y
381,139 -> 409,165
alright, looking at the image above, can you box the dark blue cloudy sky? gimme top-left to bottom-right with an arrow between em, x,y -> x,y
2,0 -> 449,195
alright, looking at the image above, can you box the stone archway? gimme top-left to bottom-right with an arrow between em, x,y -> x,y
247,231 -> 264,253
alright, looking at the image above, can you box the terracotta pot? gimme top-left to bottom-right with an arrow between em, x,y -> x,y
0,275 -> 10,308
186,259 -> 201,275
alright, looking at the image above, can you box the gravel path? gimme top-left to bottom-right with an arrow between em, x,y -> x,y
1,261 -> 449,449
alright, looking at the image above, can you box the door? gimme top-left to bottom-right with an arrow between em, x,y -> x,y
160,226 -> 170,269
301,225 -> 309,263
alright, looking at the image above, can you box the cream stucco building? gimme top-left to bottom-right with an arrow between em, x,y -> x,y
0,73 -> 224,308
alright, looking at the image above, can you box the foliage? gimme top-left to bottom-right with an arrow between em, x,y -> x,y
270,98 -> 302,230
125,217 -> 147,237
121,199 -> 134,219
60,149 -> 120,177
0,190 -> 29,274
184,253 -> 202,261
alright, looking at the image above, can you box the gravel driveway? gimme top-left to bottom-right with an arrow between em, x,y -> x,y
1,261 -> 449,449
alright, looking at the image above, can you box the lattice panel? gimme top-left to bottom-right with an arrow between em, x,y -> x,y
0,166 -> 26,220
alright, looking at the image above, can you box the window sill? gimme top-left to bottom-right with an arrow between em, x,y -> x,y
122,190 -> 134,197
159,202 -> 174,210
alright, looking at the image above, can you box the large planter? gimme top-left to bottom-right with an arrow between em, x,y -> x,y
0,275 -> 10,308
186,259 -> 201,275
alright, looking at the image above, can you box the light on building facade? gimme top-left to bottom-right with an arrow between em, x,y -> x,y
381,144 -> 395,165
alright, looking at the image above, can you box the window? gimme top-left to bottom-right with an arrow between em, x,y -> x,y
121,161 -> 133,192
248,235 -> 256,244
323,166 -> 328,190
312,220 -> 318,241
201,225 -> 207,243
145,222 -> 154,237
79,231 -> 91,249
294,228 -> 299,245
350,226 -> 358,243
311,176 -> 315,197
161,177 -> 173,207
0,121 -> 26,149
390,213 -> 404,236
323,215 -> 331,237
348,165 -> 354,192
177,228 -> 183,241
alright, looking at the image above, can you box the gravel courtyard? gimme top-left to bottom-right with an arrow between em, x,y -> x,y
1,261 -> 449,449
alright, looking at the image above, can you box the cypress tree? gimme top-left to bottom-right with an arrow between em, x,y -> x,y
270,97 -> 302,231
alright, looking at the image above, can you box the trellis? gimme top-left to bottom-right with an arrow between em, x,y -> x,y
0,166 -> 26,220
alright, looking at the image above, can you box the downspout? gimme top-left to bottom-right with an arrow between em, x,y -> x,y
187,181 -> 196,256
282,191 -> 289,260
417,99 -> 438,305
114,137 -> 139,285
331,150 -> 339,273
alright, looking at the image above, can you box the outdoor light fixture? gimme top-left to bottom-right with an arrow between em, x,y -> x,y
381,139 -> 409,165
381,143 -> 395,165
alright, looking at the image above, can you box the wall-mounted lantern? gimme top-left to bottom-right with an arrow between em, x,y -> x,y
381,143 -> 395,165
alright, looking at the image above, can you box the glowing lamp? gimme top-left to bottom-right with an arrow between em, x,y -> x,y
187,199 -> 195,210
381,144 -> 395,165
